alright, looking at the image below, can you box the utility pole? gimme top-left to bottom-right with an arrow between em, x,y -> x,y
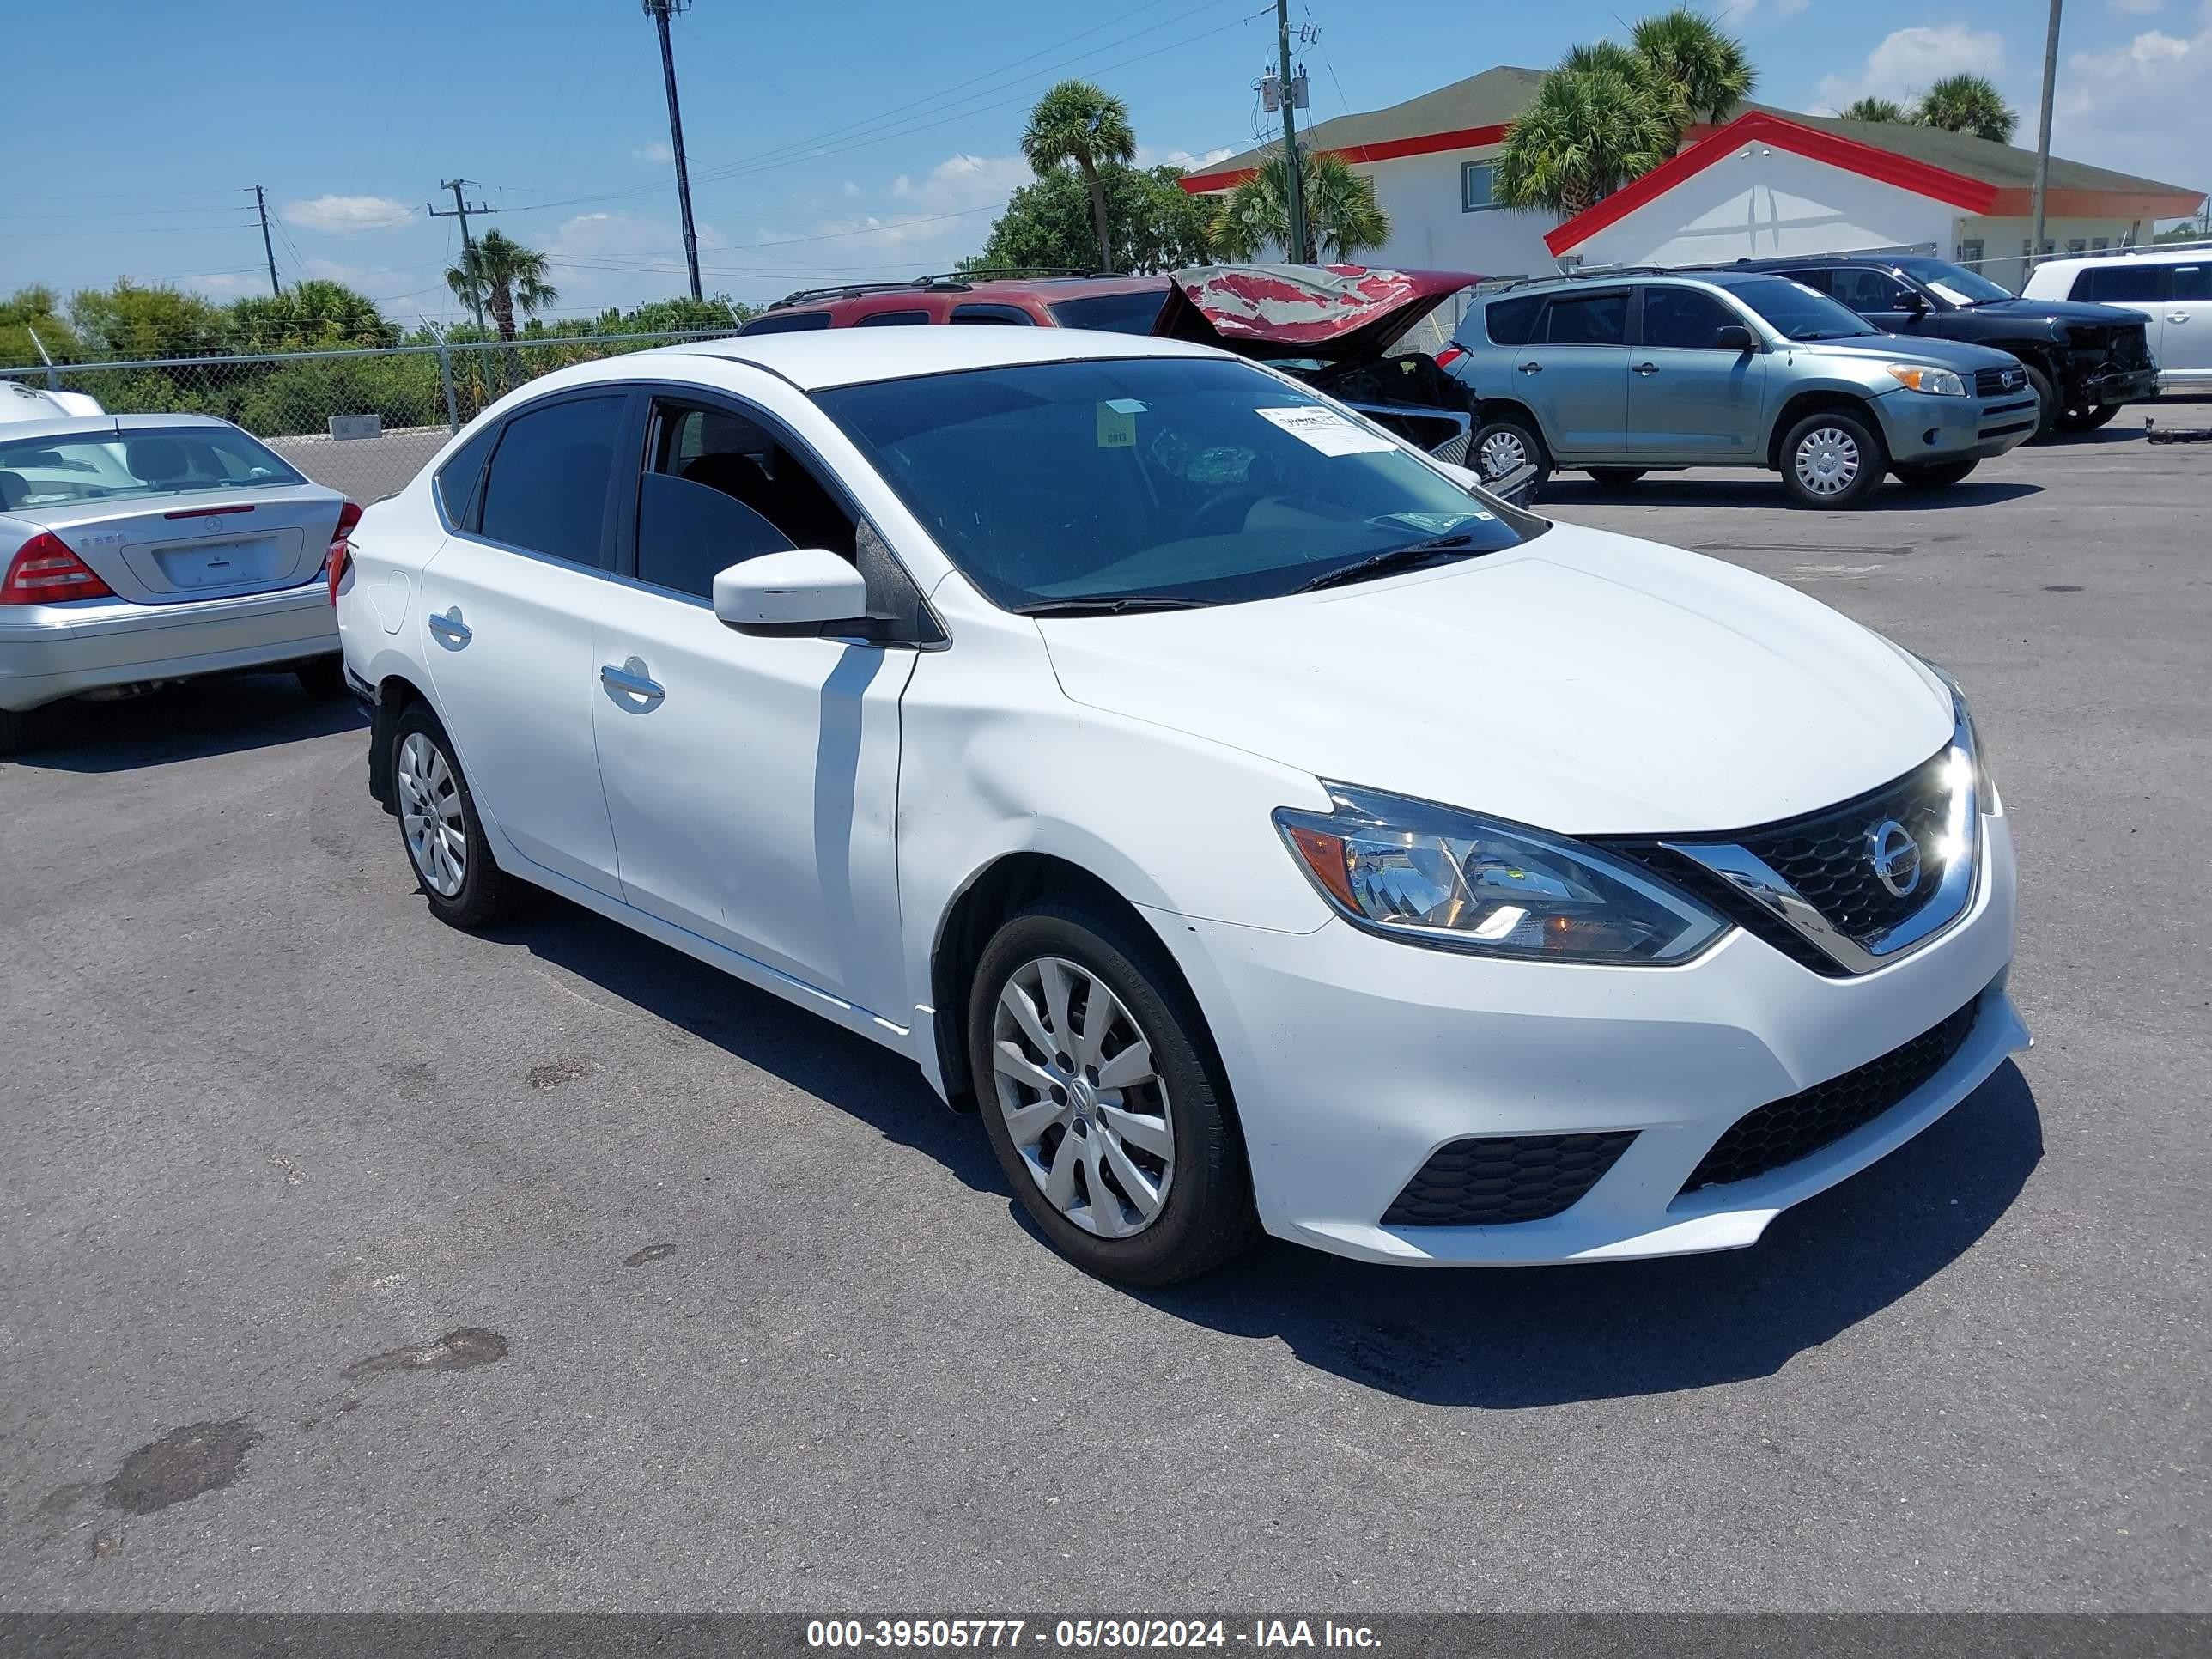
643,0 -> 703,301
1275,0 -> 1309,264
2029,0 -> 2063,274
252,184 -> 281,298
428,179 -> 494,337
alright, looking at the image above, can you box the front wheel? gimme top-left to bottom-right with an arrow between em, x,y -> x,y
969,903 -> 1259,1285
2057,403 -> 2121,433
1780,410 -> 1887,509
1893,459 -> 1978,489
1470,414 -> 1551,498
2021,363 -> 2060,443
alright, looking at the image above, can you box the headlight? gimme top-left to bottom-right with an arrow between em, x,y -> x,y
1923,662 -> 1996,806
1274,785 -> 1727,964
1887,363 -> 1969,397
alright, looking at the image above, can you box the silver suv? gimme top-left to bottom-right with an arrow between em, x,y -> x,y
1439,270 -> 2039,508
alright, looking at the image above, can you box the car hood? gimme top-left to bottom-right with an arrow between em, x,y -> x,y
1794,334 -> 2023,374
1967,295 -> 2148,333
1154,264 -> 1481,366
1036,523 -> 1953,836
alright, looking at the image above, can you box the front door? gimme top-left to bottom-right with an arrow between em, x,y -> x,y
1515,288 -> 1631,459
589,394 -> 915,1020
1627,286 -> 1768,459
418,390 -> 629,897
2164,262 -> 2210,383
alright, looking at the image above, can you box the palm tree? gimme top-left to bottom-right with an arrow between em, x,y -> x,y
1630,7 -> 1758,125
1020,81 -> 1138,273
1492,42 -> 1680,217
445,229 -> 558,340
1912,74 -> 2017,143
1206,149 -> 1390,263
1839,96 -> 1909,124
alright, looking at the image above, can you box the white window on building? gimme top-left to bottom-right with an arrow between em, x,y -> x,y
2093,236 -> 2111,251
1462,161 -> 1498,213
1960,238 -> 1985,270
2067,238 -> 2087,253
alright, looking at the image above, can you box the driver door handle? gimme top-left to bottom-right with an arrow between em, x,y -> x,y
600,659 -> 665,703
1632,361 -> 1660,375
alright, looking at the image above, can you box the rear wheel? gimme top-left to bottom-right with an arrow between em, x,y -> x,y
2021,363 -> 2060,443
2057,403 -> 2121,433
390,702 -> 524,929
1471,413 -> 1551,497
1780,410 -> 1887,509
969,902 -> 1258,1285
1585,468 -> 1646,488
1893,459 -> 1979,489
295,655 -> 348,700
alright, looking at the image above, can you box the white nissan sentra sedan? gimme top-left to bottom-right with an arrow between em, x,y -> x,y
337,325 -> 2025,1285
0,412 -> 354,752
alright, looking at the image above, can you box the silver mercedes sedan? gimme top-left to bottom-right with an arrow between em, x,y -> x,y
0,413 -> 353,753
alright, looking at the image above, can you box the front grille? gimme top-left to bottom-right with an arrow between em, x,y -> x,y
1383,1131 -> 1637,1226
1974,365 -> 2026,397
1735,747 -> 1954,946
1680,989 -> 1985,1192
2074,325 -> 2154,372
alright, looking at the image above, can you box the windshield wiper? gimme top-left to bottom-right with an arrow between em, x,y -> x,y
1016,595 -> 1206,617
1295,532 -> 1479,593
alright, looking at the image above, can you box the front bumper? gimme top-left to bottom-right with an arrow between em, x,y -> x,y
0,580 -> 337,713
1875,386 -> 2038,464
2071,365 -> 2160,408
1152,811 -> 2023,1267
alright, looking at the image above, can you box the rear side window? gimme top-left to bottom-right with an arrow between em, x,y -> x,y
738,310 -> 833,334
2174,265 -> 2211,301
476,395 -> 625,568
435,422 -> 498,527
854,309 -> 932,327
2073,265 -> 2166,304
950,303 -> 1036,325
1545,291 -> 1628,345
1483,294 -> 1544,345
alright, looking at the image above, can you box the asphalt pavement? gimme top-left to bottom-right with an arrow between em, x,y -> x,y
3,411 -> 2207,1613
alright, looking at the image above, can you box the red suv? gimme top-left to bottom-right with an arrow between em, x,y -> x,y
735,270 -> 1170,336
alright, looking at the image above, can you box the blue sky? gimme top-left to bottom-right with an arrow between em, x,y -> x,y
5,0 -> 2207,333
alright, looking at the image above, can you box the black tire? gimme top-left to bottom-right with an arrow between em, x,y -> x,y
295,655 -> 348,699
968,902 -> 1259,1286
2021,362 -> 2060,443
1779,408 -> 1887,509
1893,459 -> 1979,489
1585,468 -> 1646,488
2056,403 -> 2121,433
389,701 -> 526,929
1470,412 -> 1551,497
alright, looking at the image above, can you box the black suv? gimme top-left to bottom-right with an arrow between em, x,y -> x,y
1711,254 -> 2159,440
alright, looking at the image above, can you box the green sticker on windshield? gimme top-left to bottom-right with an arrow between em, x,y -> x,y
1097,404 -> 1137,448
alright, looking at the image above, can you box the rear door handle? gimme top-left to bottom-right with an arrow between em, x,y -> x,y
1517,361 -> 1544,374
1632,361 -> 1659,375
2171,313 -> 2191,324
600,658 -> 665,703
428,607 -> 471,645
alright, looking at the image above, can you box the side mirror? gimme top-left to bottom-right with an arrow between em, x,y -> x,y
1901,291 -> 1931,318
712,547 -> 869,635
1712,324 -> 1755,352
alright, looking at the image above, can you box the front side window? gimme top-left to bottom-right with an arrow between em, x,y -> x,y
1544,291 -> 1627,345
476,394 -> 626,568
815,356 -> 1535,613
1826,267 -> 1915,313
0,424 -> 303,511
1720,276 -> 1879,341
1462,161 -> 1497,212
950,303 -> 1036,325
1640,288 -> 1742,350
854,309 -> 932,327
2174,264 -> 2211,301
635,400 -> 857,601
1046,290 -> 1170,334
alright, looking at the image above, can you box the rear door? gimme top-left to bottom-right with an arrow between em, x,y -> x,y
2164,262 -> 2211,383
1516,289 -> 1631,459
418,390 -> 629,898
1626,285 -> 1767,459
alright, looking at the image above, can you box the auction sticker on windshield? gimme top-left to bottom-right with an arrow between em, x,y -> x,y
1255,404 -> 1395,456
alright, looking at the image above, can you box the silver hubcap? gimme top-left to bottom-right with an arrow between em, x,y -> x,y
396,732 -> 467,898
1477,428 -> 1528,478
1795,427 -> 1861,495
991,957 -> 1173,1239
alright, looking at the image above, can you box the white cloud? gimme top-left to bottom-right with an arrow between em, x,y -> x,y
192,273 -> 252,295
2054,16 -> 2212,185
1814,24 -> 2006,112
282,193 -> 414,233
302,258 -> 366,283
2108,0 -> 2165,15
889,152 -> 1034,214
632,141 -> 675,164
1138,143 -> 1236,171
841,179 -> 863,199
1774,0 -> 1810,15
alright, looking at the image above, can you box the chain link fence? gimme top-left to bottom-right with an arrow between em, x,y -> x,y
1,329 -> 742,503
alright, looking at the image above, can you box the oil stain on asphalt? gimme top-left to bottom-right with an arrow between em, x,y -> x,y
624,1243 -> 677,1267
100,1419 -> 263,1515
341,1327 -> 509,1382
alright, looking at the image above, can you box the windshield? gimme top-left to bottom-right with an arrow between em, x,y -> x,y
1891,258 -> 2014,307
1723,275 -> 1881,341
815,356 -> 1534,611
0,425 -> 304,509
1046,289 -> 1170,334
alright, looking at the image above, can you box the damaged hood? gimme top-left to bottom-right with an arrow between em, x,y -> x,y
1152,264 -> 1481,365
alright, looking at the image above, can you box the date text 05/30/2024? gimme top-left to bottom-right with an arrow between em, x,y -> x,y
805,1620 -> 1382,1650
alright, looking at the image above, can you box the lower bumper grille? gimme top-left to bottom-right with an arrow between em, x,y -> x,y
1679,988 -> 1986,1194
1383,1131 -> 1637,1227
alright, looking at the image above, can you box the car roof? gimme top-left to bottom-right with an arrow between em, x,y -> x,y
2034,245 -> 2208,272
636,325 -> 1227,391
0,411 -> 240,444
